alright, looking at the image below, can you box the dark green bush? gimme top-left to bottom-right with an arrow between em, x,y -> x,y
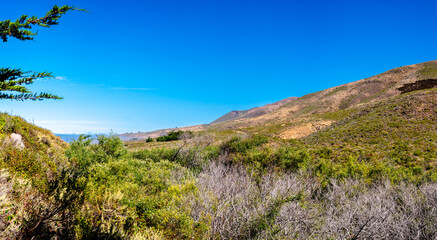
275,147 -> 311,171
220,135 -> 268,155
156,130 -> 183,142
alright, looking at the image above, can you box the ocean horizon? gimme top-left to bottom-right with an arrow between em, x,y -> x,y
55,134 -> 109,143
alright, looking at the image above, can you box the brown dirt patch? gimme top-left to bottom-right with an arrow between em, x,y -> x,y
279,121 -> 333,139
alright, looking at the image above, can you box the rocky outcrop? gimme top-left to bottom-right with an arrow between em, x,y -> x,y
398,79 -> 437,94
4,133 -> 25,150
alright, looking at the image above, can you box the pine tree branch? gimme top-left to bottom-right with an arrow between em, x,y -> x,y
0,92 -> 62,101
0,5 -> 85,101
0,68 -> 60,100
0,5 -> 85,42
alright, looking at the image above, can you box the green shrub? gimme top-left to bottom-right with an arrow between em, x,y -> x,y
156,131 -> 184,142
220,135 -> 268,155
275,147 -> 311,171
132,148 -> 178,162
64,134 -> 207,239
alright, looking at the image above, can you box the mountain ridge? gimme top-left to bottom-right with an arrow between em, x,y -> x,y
209,60 -> 437,138
210,96 -> 298,124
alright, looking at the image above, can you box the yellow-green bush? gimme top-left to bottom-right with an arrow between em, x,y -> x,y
67,135 -> 208,239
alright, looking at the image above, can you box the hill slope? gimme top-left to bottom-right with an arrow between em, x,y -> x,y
209,60 -> 437,138
0,113 -> 69,238
211,96 -> 298,124
302,89 -> 437,179
122,60 -> 437,143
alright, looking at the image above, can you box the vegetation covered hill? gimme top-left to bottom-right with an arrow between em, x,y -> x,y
124,60 -> 437,141
2,60 -> 437,239
209,60 -> 437,138
0,113 -> 67,177
0,113 -> 70,238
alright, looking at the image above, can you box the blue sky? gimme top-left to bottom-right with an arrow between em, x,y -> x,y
1,0 -> 436,134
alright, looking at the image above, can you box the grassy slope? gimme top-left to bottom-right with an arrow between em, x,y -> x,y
126,89 -> 437,184
0,113 -> 70,238
0,113 -> 67,181
300,89 -> 437,183
309,89 -> 437,150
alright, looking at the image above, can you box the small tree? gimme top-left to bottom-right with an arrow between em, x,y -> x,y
0,5 -> 84,100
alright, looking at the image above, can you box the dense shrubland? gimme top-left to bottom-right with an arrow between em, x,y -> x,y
1,90 -> 437,239
3,130 -> 437,239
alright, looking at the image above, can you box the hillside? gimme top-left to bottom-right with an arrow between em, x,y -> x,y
211,96 -> 298,124
124,60 -> 437,142
307,89 -> 437,148
0,113 -> 67,153
207,60 -> 437,138
0,113 -> 69,238
301,89 -> 437,182
120,96 -> 297,141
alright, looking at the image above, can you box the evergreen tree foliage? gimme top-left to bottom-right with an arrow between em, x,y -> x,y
0,5 -> 84,101
0,68 -> 60,100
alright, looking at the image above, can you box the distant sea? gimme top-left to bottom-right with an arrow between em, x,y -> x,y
55,134 -> 82,143
55,134 -> 110,143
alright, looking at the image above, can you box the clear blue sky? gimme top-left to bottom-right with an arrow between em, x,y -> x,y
1,0 -> 436,134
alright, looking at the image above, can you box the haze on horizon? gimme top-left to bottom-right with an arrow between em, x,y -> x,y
1,0 -> 436,134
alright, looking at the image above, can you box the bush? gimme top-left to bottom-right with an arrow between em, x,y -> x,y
190,163 -> 437,239
17,165 -> 87,240
219,135 -> 268,155
64,134 -> 208,239
156,131 -> 184,142
191,163 -> 309,239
